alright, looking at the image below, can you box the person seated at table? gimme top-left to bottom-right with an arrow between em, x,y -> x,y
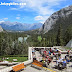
52,48 -> 54,52
41,49 -> 44,55
56,58 -> 59,65
59,56 -> 63,61
49,51 -> 51,55
55,54 -> 58,60
43,50 -> 47,56
46,55 -> 49,58
66,57 -> 70,63
47,57 -> 52,65
50,55 -> 53,60
45,57 -> 52,68
57,58 -> 63,68
56,49 -> 58,52
62,59 -> 67,68
43,52 -> 48,58
65,54 -> 69,59
53,52 -> 56,56
40,57 -> 43,62
67,50 -> 70,54
43,50 -> 46,54
50,48 -> 52,53
42,57 -> 47,67
32,52 -> 36,61
58,51 -> 61,58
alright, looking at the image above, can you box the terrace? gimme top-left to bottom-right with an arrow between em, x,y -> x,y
0,46 -> 72,72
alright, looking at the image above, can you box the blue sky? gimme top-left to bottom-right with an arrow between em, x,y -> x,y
0,0 -> 72,24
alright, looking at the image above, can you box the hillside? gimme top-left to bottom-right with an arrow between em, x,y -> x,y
39,5 -> 72,34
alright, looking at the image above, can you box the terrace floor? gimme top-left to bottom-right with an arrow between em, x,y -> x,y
21,54 -> 72,72
21,62 -> 72,72
0,66 -> 7,69
21,65 -> 46,72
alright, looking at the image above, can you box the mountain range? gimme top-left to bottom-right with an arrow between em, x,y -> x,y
0,21 -> 42,31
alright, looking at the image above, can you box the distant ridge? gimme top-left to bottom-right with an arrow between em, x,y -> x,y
0,21 -> 42,31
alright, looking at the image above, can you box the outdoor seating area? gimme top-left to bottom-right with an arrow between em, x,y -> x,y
32,47 -> 72,71
0,47 -> 72,72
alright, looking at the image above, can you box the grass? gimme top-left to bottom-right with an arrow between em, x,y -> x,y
0,57 -> 28,62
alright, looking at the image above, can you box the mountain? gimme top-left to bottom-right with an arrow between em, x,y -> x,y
0,21 -> 42,31
39,5 -> 72,33
0,25 -> 3,32
29,23 -> 42,30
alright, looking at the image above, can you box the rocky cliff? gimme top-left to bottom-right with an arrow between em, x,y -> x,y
0,25 -> 3,32
39,5 -> 72,33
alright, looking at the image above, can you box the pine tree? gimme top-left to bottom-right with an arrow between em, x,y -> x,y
56,24 -> 63,46
64,25 -> 72,45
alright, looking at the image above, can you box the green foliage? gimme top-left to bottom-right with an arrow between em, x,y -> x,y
64,25 -> 72,45
44,16 -> 72,46
56,24 -> 63,46
0,32 -> 28,56
38,36 -> 42,42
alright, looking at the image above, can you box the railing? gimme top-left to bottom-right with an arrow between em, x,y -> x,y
0,47 -> 33,72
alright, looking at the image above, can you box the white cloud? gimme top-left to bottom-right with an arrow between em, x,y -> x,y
10,8 -> 18,10
11,0 -> 66,23
3,18 -> 8,20
12,0 -> 66,15
16,17 -> 20,20
39,21 -> 45,24
35,16 -> 44,21
0,20 -> 5,24
34,15 -> 49,23
0,18 -> 8,23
